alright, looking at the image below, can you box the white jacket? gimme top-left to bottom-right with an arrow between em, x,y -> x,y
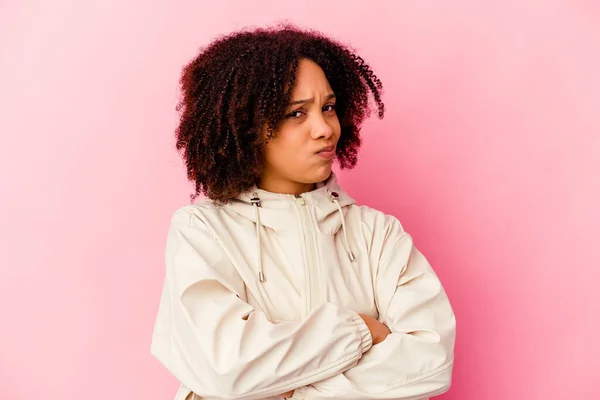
151,175 -> 456,400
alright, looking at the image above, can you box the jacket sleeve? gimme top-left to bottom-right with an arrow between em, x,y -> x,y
150,209 -> 373,400
291,221 -> 456,400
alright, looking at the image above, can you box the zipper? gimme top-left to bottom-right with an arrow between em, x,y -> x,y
294,194 -> 321,315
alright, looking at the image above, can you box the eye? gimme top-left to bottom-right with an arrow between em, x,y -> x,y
323,104 -> 337,113
286,109 -> 305,119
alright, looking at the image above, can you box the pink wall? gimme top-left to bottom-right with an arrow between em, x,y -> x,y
1,1 -> 599,399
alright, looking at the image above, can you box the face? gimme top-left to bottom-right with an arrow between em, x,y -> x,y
259,59 -> 341,194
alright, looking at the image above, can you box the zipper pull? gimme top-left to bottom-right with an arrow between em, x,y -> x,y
294,194 -> 306,206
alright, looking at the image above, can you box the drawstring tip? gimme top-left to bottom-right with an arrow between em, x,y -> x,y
258,271 -> 266,282
348,251 -> 356,262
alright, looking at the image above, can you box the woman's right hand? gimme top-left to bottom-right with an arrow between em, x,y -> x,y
359,314 -> 391,345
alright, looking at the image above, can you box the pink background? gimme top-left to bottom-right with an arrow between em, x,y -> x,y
1,1 -> 599,399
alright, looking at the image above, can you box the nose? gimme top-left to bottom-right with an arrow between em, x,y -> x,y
311,113 -> 334,140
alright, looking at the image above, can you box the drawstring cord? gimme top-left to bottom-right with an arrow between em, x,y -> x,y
251,193 -> 267,283
251,190 -> 357,284
329,191 -> 357,262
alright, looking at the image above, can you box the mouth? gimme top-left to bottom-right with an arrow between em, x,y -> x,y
317,145 -> 336,160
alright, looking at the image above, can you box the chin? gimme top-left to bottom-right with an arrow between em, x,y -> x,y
307,167 -> 332,184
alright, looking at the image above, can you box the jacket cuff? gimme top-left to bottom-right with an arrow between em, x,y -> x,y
349,311 -> 373,354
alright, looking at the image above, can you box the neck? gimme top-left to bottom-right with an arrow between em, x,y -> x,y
257,177 -> 316,195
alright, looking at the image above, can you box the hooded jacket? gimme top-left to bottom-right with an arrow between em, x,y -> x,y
151,175 -> 456,400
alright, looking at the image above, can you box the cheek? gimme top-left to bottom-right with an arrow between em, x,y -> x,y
265,136 -> 299,165
271,127 -> 307,153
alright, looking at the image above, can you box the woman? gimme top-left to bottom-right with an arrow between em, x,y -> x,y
151,25 -> 456,400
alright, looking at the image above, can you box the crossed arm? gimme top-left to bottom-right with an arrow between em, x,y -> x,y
283,232 -> 455,400
152,211 -> 455,400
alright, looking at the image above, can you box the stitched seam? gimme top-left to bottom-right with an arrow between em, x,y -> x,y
386,357 -> 454,390
378,231 -> 410,268
184,210 -> 225,250
376,232 -> 410,321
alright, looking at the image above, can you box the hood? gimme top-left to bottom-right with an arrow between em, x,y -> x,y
225,173 -> 356,234
221,173 -> 357,283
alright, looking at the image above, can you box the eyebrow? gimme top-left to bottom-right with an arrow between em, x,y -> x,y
288,93 -> 336,106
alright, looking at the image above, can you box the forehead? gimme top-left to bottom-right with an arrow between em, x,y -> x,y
290,59 -> 333,96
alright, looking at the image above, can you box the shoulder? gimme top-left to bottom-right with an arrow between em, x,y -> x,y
170,199 -> 223,225
168,200 -> 229,244
349,204 -> 406,236
346,204 -> 413,264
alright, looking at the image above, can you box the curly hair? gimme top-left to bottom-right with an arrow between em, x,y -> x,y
176,24 -> 385,204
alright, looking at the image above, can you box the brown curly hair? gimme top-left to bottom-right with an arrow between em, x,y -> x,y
175,24 -> 385,204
